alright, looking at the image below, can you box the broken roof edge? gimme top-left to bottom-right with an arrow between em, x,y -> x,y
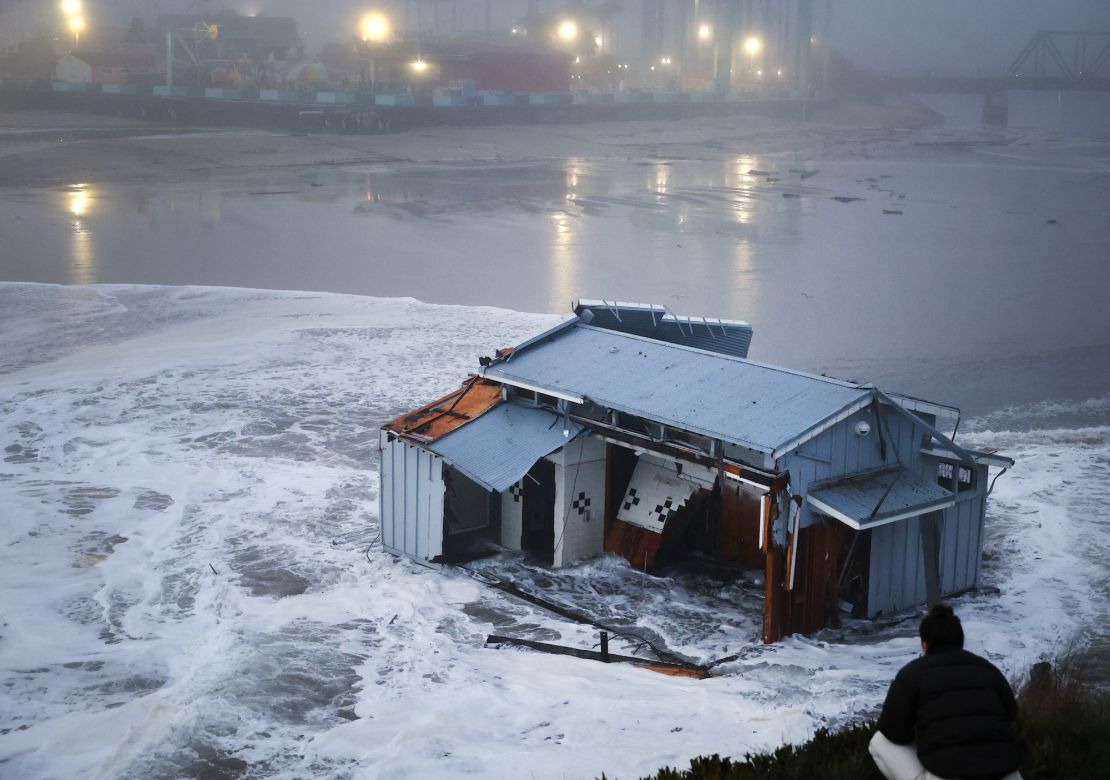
426,403 -> 589,493
381,376 -> 503,442
873,388 -> 992,471
921,444 -> 1015,469
501,314 -> 580,362
885,392 -> 961,425
574,299 -> 753,329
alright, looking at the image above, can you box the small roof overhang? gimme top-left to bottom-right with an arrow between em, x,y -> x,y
807,467 -> 957,531
428,403 -> 585,493
921,444 -> 1015,470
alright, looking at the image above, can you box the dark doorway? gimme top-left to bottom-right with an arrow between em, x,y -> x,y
836,527 -> 871,618
521,459 -> 556,564
441,465 -> 501,562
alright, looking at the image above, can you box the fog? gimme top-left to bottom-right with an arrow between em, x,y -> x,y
234,0 -> 1110,76
4,0 -> 1108,77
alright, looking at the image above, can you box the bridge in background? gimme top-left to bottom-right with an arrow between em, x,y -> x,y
887,31 -> 1110,94
1007,31 -> 1110,83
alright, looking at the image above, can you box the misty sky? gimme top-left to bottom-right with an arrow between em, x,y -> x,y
228,0 -> 1109,76
831,0 -> 1110,76
229,0 -> 1110,76
4,0 -> 1109,77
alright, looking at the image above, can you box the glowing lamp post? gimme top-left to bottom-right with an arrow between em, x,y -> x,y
557,20 -> 578,44
744,36 -> 762,78
698,24 -> 712,43
360,12 -> 390,43
69,15 -> 85,48
61,0 -> 84,48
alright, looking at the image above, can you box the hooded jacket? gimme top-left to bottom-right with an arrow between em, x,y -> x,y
877,647 -> 1020,780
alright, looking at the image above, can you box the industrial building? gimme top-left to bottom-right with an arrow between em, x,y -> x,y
345,38 -> 573,95
379,301 -> 1012,642
54,49 -> 158,85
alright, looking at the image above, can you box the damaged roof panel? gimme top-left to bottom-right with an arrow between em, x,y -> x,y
429,403 -> 585,492
574,300 -> 754,360
382,378 -> 502,442
808,468 -> 957,530
483,324 -> 870,455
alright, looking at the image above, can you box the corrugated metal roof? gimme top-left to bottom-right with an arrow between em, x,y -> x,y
808,468 -> 957,530
428,403 -> 584,492
482,324 -> 869,454
574,300 -> 753,359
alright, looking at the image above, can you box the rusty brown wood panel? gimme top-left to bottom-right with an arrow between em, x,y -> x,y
763,545 -> 788,644
605,517 -> 663,572
718,482 -> 765,568
786,521 -> 850,636
382,377 -> 502,441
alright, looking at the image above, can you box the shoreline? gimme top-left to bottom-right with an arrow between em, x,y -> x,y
0,97 -> 940,189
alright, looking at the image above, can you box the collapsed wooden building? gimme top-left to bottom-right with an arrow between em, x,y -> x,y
379,301 -> 1012,642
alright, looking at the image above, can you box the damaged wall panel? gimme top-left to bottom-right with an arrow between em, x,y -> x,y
763,516 -> 849,641
379,434 -> 445,563
716,479 -> 765,568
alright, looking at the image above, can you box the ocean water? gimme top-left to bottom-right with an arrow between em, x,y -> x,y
0,284 -> 1106,779
1,115 -> 1108,419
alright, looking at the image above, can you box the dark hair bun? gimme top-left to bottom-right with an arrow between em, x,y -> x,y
928,604 -> 955,619
920,603 -> 964,651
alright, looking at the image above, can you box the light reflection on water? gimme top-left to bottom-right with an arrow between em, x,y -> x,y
550,207 -> 578,309
1,145 -> 1108,416
66,184 -> 96,285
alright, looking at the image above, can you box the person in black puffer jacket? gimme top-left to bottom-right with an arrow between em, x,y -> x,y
869,604 -> 1022,780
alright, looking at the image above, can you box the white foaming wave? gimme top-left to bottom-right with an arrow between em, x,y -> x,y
0,283 -> 1107,779
959,423 -> 1110,667
965,395 -> 1110,434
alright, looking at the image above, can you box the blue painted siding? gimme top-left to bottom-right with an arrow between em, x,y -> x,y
784,403 -> 989,619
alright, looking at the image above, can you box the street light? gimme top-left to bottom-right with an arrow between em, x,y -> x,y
410,59 -> 429,74
69,15 -> 84,48
360,12 -> 390,43
557,20 -> 578,43
698,24 -> 712,43
61,0 -> 81,15
744,36 -> 762,77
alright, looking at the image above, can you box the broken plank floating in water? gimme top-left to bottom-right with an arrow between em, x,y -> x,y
485,634 -> 713,679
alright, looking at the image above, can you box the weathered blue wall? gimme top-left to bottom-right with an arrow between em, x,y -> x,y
780,403 -> 989,618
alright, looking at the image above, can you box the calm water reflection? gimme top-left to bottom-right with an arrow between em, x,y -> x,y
1,144 -> 1108,415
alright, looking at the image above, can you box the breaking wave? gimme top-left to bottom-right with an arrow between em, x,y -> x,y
0,284 -> 1105,779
